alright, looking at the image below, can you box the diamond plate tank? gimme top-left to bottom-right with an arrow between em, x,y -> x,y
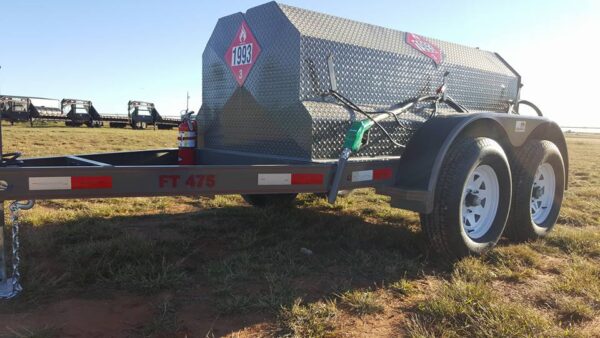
198,2 -> 520,161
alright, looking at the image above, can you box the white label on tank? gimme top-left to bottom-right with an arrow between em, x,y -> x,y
29,177 -> 71,190
515,121 -> 527,133
351,170 -> 374,182
258,173 -> 292,185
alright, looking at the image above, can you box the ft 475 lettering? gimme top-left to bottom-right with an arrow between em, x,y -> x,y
159,175 -> 216,189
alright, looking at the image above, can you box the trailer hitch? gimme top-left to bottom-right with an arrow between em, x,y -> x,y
0,200 -> 35,299
1,152 -> 24,167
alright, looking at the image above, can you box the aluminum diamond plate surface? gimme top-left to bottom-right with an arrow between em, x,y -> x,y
198,2 -> 520,160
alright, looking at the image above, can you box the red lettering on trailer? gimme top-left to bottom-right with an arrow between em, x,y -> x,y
159,175 -> 215,189
71,176 -> 112,189
185,175 -> 216,188
206,175 -> 215,187
159,175 -> 180,188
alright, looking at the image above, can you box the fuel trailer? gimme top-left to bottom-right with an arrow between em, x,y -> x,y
0,2 -> 568,299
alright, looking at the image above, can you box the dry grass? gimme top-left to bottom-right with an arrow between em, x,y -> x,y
278,299 -> 339,337
0,123 -> 598,337
407,279 -> 558,337
338,289 -> 384,316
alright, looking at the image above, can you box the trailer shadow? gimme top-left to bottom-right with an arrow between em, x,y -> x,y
1,194 -> 445,336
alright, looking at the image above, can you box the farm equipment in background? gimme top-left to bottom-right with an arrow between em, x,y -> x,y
0,2 -> 568,299
1,96 -> 180,129
0,96 -> 31,125
105,101 -> 179,129
128,100 -> 178,130
60,99 -> 103,127
0,96 -> 63,126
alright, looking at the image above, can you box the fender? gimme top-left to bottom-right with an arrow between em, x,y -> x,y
379,113 -> 569,213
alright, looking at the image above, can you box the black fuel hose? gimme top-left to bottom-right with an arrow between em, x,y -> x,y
515,100 -> 543,116
326,90 -> 468,148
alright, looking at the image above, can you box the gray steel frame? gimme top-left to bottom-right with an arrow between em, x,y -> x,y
0,149 -> 398,201
0,146 -> 398,290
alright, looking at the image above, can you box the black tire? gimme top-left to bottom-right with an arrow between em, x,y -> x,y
505,140 -> 565,241
420,137 -> 512,259
242,194 -> 298,208
109,122 -> 127,128
132,122 -> 147,130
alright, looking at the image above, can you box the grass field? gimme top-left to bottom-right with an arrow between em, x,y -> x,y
0,124 -> 598,337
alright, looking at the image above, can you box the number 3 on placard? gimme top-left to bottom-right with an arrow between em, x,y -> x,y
238,69 -> 243,79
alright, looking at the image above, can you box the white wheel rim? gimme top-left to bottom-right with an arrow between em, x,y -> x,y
530,162 -> 556,225
461,165 -> 500,240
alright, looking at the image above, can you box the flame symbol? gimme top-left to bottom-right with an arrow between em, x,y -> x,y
239,25 -> 247,43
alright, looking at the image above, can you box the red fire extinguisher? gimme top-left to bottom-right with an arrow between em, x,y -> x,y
178,113 -> 197,165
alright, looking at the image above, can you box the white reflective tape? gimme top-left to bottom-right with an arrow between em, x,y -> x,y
179,131 -> 197,138
258,173 -> 291,185
351,170 -> 373,182
29,177 -> 71,190
178,140 -> 196,147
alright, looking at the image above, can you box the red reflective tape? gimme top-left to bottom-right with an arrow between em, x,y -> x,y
373,168 -> 393,180
71,176 -> 113,189
291,173 -> 324,185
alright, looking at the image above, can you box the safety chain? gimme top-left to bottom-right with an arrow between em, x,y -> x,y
0,200 -> 34,299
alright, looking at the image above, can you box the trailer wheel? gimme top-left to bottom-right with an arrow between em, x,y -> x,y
420,137 -> 512,259
505,140 -> 565,241
242,194 -> 298,208
109,122 -> 127,128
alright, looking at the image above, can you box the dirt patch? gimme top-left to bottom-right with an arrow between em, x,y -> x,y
0,295 -> 152,337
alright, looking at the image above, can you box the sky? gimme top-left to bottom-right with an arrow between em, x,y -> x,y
1,0 -> 599,126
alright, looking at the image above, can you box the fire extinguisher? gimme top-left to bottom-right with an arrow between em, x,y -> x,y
178,112 -> 197,165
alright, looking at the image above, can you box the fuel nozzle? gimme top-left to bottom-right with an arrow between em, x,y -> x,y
436,71 -> 450,95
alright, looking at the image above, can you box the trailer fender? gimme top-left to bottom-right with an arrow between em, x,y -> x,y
385,113 -> 568,213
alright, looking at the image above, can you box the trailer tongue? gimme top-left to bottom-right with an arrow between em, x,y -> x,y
0,2 -> 568,299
